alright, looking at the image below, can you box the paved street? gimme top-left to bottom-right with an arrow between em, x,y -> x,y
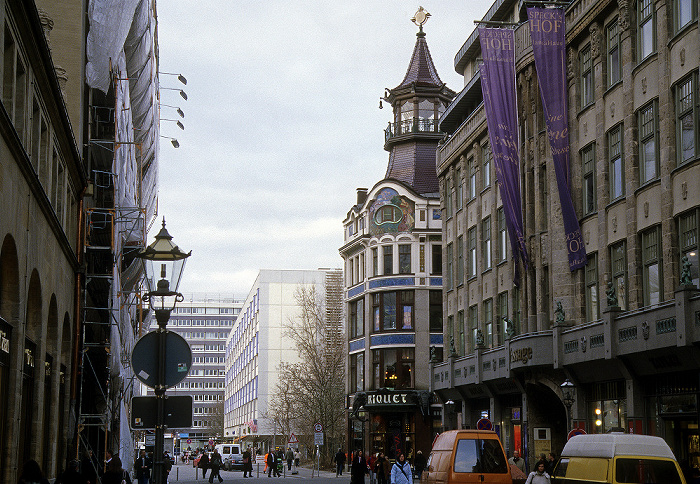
164,462 -> 339,484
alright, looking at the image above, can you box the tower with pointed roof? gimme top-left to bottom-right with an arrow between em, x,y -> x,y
340,9 -> 454,458
382,16 -> 455,195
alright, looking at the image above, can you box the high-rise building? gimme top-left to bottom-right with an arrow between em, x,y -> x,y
224,269 -> 342,452
436,0 -> 700,470
145,294 -> 243,452
340,9 -> 454,459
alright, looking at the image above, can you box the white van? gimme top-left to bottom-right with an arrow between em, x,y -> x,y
215,443 -> 243,471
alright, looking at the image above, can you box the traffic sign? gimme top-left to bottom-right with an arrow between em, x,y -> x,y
132,331 -> 192,389
131,395 -> 193,429
314,432 -> 324,446
289,433 -> 299,444
314,423 -> 323,433
476,418 -> 493,430
567,428 -> 587,440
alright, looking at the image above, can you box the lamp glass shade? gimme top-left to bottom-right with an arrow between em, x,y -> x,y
137,220 -> 190,309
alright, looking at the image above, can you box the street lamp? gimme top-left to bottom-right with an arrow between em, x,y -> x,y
137,218 -> 190,484
444,400 -> 455,430
560,379 -> 576,432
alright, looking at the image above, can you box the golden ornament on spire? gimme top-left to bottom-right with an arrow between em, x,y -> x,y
411,6 -> 430,29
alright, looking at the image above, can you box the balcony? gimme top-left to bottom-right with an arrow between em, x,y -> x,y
384,118 -> 441,146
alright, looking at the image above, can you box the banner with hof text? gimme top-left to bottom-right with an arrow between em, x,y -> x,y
479,27 -> 530,283
528,7 -> 587,271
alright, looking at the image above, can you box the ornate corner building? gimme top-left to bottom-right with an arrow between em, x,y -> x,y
435,0 -> 700,472
340,14 -> 455,459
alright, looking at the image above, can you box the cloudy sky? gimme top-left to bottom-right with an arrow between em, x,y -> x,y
154,1 -> 490,297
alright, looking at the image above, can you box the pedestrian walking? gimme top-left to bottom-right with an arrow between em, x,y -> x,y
350,450 -> 369,484
55,459 -> 89,484
334,448 -> 347,477
524,461 -> 551,484
413,451 -> 426,480
285,448 -> 294,471
19,459 -> 50,484
198,452 -> 210,479
390,454 -> 412,484
374,453 -> 391,484
135,449 -> 152,484
294,449 -> 300,468
209,448 -> 224,483
545,453 -> 556,476
81,450 -> 99,484
101,456 -> 131,484
508,450 -> 526,474
266,451 -> 276,478
368,453 -> 377,484
242,449 -> 253,478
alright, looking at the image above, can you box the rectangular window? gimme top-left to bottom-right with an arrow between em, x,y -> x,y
484,299 -> 493,348
429,290 -> 443,332
609,125 -> 624,200
351,353 -> 364,392
458,310 -> 465,356
482,217 -> 492,271
639,101 -> 658,183
482,143 -> 491,189
639,0 -> 655,60
611,241 -> 627,310
445,177 -> 453,219
400,291 -> 414,330
675,0 -> 697,32
383,245 -> 393,275
679,210 -> 699,287
585,253 -> 599,322
374,348 -> 414,389
468,227 -> 477,278
497,208 -> 507,262
373,293 -> 380,331
642,226 -> 662,306
582,143 -> 596,215
399,244 -> 411,274
432,244 -> 442,275
457,236 -> 464,285
607,20 -> 620,87
446,243 -> 453,291
580,45 -> 594,108
497,292 -> 508,347
372,248 -> 378,276
350,299 -> 364,338
513,287 -> 521,329
676,74 -> 697,165
456,167 -> 463,210
468,305 -> 478,352
382,292 -> 396,330
468,156 -> 477,199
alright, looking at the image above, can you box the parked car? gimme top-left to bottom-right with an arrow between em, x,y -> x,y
216,443 -> 243,471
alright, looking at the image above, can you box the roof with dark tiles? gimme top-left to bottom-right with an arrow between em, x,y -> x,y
385,141 -> 440,195
394,31 -> 444,90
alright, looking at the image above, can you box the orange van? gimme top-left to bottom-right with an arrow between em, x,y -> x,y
422,430 -> 513,484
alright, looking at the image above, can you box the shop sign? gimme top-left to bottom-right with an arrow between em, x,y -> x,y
510,347 -> 532,364
365,392 -> 413,406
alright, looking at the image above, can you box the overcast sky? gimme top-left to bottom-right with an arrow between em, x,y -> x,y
154,1 -> 490,297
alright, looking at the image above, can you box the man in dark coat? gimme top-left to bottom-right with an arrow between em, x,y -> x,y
208,449 -> 223,483
334,448 -> 347,476
135,450 -> 152,484
351,450 -> 369,484
198,452 -> 210,479
266,450 -> 276,477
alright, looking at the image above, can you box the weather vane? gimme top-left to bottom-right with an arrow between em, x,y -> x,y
411,6 -> 431,32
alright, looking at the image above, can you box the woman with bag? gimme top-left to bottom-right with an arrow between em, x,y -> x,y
101,456 -> 131,484
390,454 -> 411,484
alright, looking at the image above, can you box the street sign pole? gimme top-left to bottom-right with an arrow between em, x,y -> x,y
153,311 -> 168,484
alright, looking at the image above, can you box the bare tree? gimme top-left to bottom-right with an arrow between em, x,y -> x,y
267,283 -> 345,464
264,368 -> 298,449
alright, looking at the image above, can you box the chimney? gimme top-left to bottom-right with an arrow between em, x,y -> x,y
356,188 -> 368,206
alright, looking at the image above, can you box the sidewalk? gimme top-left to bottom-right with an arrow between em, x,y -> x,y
167,462 -> 337,481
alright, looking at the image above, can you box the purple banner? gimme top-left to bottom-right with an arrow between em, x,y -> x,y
479,27 -> 530,282
528,7 -> 587,271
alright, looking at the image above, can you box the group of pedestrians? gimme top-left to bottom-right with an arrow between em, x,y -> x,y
508,450 -> 557,484
340,449 -> 423,484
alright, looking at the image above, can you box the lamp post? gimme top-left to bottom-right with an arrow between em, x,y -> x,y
136,219 -> 190,484
444,400 -> 455,431
560,379 -> 576,432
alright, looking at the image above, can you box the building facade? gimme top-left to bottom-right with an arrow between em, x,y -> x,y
340,15 -> 454,460
0,2 -> 85,480
224,269 -> 342,452
435,0 -> 700,474
145,294 -> 243,452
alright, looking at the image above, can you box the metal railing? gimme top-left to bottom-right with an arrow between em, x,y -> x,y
385,118 -> 439,142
